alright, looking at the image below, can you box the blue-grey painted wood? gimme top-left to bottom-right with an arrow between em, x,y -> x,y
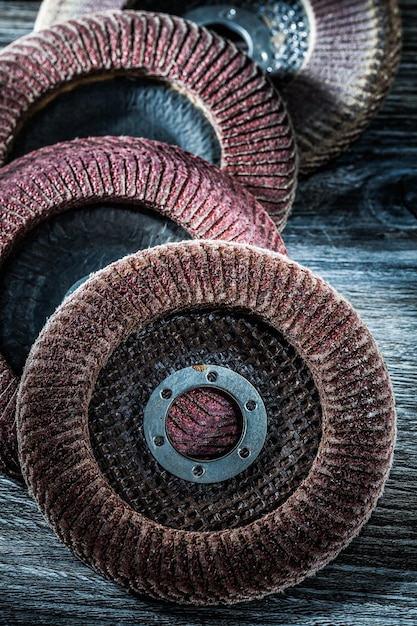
0,1 -> 416,623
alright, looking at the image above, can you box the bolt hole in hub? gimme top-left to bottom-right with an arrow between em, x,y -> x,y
182,1 -> 311,78
144,365 -> 267,483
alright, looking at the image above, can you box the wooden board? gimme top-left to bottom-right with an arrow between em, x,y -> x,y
0,1 -> 416,623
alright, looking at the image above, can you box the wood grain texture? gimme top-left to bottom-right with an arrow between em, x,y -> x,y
0,0 -> 416,623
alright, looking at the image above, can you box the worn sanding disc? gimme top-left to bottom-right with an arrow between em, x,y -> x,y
136,0 -> 402,174
17,240 -> 396,605
0,10 -> 297,229
0,136 -> 286,476
37,0 -> 401,174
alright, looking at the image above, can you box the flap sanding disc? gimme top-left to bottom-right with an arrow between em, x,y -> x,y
140,0 -> 402,174
33,0 -> 401,174
0,136 -> 286,476
0,10 -> 297,229
17,240 -> 396,605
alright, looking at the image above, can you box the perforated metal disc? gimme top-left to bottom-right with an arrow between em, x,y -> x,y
35,0 -> 311,79
127,0 -> 402,173
17,240 -> 396,605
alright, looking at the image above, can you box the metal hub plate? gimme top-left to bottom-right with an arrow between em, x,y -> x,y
183,1 -> 311,77
144,364 -> 268,483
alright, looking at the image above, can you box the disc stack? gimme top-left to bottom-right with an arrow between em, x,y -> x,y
0,0 -> 400,606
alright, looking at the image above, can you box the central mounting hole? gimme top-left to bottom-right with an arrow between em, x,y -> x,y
166,387 -> 243,461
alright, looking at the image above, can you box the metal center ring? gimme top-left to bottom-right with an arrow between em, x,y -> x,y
143,364 -> 268,483
183,2 -> 311,76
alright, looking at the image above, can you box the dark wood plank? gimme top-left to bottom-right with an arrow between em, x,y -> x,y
0,1 -> 40,48
0,1 -> 416,623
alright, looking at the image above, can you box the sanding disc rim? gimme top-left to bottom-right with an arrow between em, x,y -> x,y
16,240 -> 396,605
284,0 -> 402,174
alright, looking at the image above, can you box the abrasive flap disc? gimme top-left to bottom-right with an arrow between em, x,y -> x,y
33,0 -> 402,174
0,9 -> 297,228
16,240 -> 396,606
135,0 -> 402,174
0,136 -> 286,476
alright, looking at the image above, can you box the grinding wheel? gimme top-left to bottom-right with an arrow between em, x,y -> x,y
35,0 -> 401,174
17,240 -> 396,605
0,136 -> 286,476
0,9 -> 297,229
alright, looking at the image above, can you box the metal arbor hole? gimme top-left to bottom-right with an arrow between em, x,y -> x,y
205,18 -> 250,54
144,365 -> 268,483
